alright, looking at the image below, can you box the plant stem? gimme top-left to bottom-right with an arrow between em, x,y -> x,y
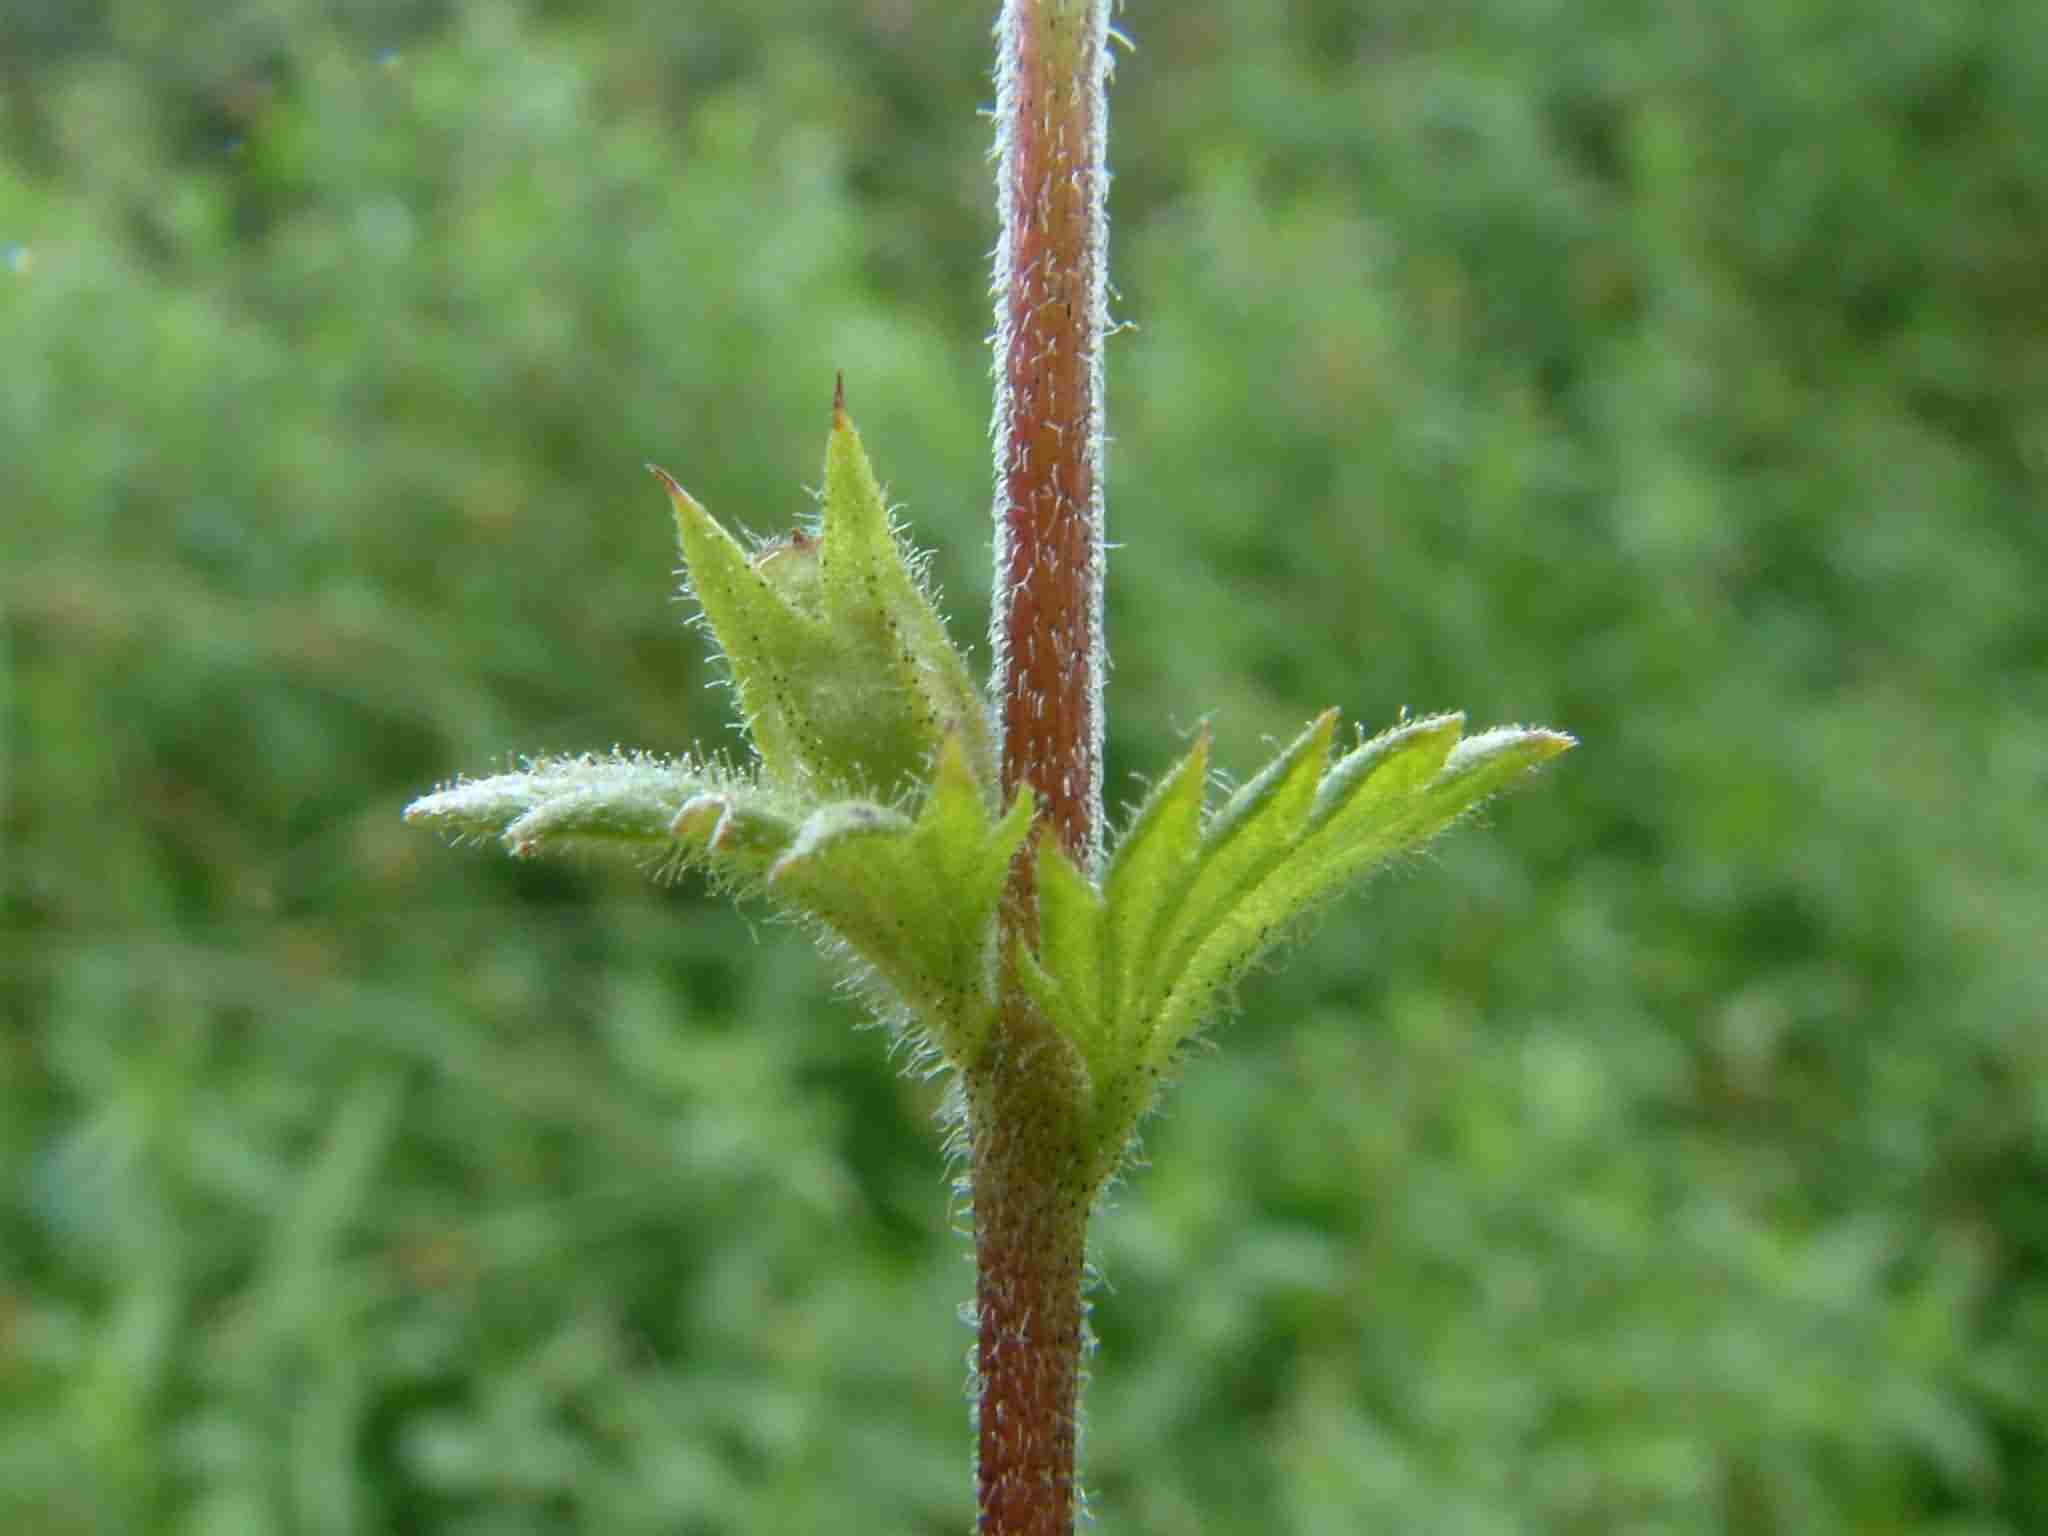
989,0 -> 1108,871
976,2 -> 1111,1533
969,1020 -> 1092,1535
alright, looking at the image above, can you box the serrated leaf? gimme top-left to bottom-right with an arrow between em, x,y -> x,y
767,736 -> 1035,1066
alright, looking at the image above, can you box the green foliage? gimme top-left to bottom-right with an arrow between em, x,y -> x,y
1027,712 -> 1570,1188
407,402 -> 1030,1075
413,364 -> 1565,1209
767,738 -> 1031,1069
653,398 -> 992,803
5,1 -> 2044,1533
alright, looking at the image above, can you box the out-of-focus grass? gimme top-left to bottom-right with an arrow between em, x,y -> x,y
4,2 -> 2044,1532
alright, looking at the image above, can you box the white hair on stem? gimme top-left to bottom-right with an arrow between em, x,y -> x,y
988,0 -> 1113,875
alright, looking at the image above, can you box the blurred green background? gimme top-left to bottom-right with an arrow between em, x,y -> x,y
4,0 -> 2044,1531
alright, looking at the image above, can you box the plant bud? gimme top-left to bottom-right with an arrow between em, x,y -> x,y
653,383 -> 994,803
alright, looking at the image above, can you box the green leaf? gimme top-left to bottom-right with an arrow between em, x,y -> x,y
1018,835 -> 1108,1062
668,791 -> 802,882
1291,718 -> 1569,907
399,751 -> 829,893
652,389 -> 993,803
1050,710 -> 1571,1168
818,390 -> 994,791
1304,712 -> 1464,844
1135,709 -> 1338,1051
767,735 -> 1035,1067
656,466 -> 855,790
403,752 -> 717,857
1101,728 -> 1210,1041
1142,718 -> 1570,1077
1429,725 -> 1580,818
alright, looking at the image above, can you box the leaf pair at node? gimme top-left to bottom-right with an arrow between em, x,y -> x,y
405,387 -> 1573,1181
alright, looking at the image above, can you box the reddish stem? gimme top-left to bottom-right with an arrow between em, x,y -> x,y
970,1024 -> 1091,1536
976,3 -> 1111,1535
990,0 -> 1108,872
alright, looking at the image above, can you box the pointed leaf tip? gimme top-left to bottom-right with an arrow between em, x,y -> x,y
651,410 -> 993,802
1426,724 -> 1576,807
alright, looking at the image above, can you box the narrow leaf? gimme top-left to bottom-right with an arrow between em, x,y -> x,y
1299,722 -> 1572,901
1306,713 -> 1464,837
1023,836 -> 1108,1059
1430,726 -> 1578,811
655,466 -> 834,787
1136,711 -> 1338,1048
1140,720 -> 1573,1073
503,790 -> 687,858
1101,729 -> 1209,1040
403,753 -> 714,854
819,393 -> 997,798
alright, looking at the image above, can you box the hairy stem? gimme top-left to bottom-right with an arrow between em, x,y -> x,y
989,0 -> 1109,871
969,1006 -> 1092,1536
976,2 -> 1112,1534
